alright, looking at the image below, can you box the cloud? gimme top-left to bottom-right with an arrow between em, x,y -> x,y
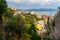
28,0 -> 60,5
29,0 -> 51,4
6,0 -> 21,3
6,0 -> 60,9
58,0 -> 60,2
6,0 -> 60,5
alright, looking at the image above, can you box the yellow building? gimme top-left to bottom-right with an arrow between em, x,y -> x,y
35,23 -> 43,30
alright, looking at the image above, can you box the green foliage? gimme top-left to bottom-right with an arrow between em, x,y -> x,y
4,13 -> 24,40
0,32 -> 4,40
36,18 -> 44,21
0,0 -> 7,14
20,13 -> 41,40
27,23 -> 41,40
47,17 -> 50,32
0,0 -> 7,40
27,24 -> 37,35
4,17 -> 22,40
51,18 -> 55,27
0,0 -> 52,40
31,36 -> 41,40
4,8 -> 13,18
4,11 -> 50,40
42,37 -> 51,40
4,14 -> 23,33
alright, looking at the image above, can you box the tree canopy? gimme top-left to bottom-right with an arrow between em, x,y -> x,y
0,0 -> 7,14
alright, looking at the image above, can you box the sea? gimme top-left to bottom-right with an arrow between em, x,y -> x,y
24,10 -> 57,16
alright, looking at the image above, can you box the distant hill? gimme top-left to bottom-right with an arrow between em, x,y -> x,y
24,8 -> 57,12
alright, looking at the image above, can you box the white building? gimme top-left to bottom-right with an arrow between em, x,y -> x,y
38,20 -> 47,32
31,11 -> 36,14
38,20 -> 45,29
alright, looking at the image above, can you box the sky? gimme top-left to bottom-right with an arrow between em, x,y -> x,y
6,0 -> 60,10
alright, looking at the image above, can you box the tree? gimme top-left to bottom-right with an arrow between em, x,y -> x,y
4,13 -> 25,40
22,13 -> 41,40
51,18 -> 55,27
47,17 -> 50,35
0,0 -> 7,40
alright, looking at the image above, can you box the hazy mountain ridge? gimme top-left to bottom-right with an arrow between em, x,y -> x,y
24,8 -> 57,12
